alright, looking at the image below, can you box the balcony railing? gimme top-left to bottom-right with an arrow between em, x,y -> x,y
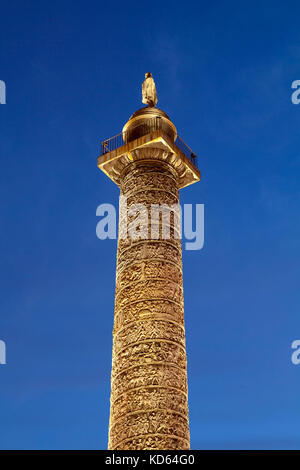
175,135 -> 198,168
100,118 -> 198,168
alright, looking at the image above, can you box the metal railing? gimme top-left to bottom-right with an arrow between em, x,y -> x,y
100,118 -> 198,168
175,135 -> 198,168
101,132 -> 124,154
100,118 -> 162,155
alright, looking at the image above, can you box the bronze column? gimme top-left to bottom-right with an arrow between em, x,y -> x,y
97,78 -> 200,449
108,147 -> 190,450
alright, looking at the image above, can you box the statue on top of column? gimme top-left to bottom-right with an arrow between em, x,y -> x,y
142,72 -> 158,107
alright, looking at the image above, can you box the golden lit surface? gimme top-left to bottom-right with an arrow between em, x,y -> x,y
100,106 -> 200,450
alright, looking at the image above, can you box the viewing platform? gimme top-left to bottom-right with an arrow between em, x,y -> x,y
97,111 -> 201,190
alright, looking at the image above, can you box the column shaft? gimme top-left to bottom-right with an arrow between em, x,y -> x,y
108,150 -> 190,450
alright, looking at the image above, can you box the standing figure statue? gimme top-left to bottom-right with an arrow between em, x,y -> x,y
142,72 -> 158,107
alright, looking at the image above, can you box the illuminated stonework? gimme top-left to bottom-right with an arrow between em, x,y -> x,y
97,95 -> 200,450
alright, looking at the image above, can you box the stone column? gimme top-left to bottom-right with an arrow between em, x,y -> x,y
108,148 -> 190,450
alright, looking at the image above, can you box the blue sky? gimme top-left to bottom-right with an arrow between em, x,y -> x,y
0,0 -> 300,450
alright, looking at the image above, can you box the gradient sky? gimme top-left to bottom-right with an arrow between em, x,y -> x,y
0,0 -> 300,450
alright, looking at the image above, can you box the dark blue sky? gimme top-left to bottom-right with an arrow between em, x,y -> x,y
0,0 -> 300,450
